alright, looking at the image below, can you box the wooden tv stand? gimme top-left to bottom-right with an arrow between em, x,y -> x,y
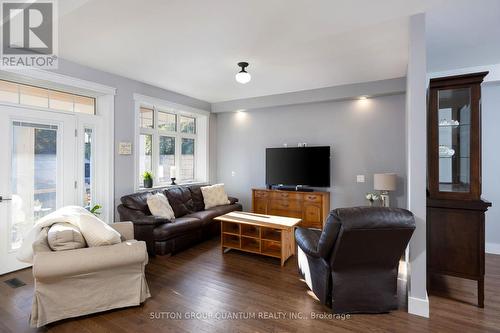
251,189 -> 330,229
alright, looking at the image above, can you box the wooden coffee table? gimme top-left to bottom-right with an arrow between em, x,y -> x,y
215,211 -> 301,266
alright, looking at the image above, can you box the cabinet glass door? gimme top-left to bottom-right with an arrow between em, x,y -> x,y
437,87 -> 471,193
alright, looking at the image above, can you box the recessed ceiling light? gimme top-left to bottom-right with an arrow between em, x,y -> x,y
235,62 -> 251,84
359,96 -> 368,100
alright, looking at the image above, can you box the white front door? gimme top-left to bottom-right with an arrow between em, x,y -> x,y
0,106 -> 76,275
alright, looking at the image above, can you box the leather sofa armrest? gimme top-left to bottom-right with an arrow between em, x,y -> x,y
118,204 -> 170,226
133,215 -> 170,226
295,227 -> 322,258
228,196 -> 239,205
117,204 -> 169,257
132,222 -> 157,256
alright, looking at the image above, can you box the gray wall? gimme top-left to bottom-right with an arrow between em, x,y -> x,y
483,83 -> 500,252
215,94 -> 407,212
51,59 -> 211,217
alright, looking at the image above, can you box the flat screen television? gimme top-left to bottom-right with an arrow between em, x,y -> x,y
266,146 -> 330,187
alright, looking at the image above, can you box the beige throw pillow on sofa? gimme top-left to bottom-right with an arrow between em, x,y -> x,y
47,223 -> 87,251
201,184 -> 230,209
147,193 -> 175,220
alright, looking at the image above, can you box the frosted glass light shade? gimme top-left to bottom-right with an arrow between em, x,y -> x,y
374,173 -> 397,191
235,71 -> 251,84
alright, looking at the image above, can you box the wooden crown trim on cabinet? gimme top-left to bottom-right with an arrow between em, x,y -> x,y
251,189 -> 330,229
429,72 -> 489,89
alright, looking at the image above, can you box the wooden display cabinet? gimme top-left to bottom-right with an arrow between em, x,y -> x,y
427,72 -> 491,307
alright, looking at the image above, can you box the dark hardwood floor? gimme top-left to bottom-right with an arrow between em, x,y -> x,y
1,238 -> 500,333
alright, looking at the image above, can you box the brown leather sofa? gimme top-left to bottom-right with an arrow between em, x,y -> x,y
117,185 -> 242,256
295,207 -> 415,313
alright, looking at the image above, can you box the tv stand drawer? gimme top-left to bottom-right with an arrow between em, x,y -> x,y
254,190 -> 269,198
304,194 -> 322,203
252,189 -> 330,229
270,199 -> 301,211
271,192 -> 302,200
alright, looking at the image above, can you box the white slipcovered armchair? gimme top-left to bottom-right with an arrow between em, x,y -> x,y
30,222 -> 150,327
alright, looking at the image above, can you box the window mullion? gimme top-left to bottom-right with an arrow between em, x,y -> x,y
175,133 -> 180,181
153,107 -> 159,184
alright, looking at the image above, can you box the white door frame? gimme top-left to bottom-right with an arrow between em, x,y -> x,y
0,68 -> 116,223
0,106 -> 76,274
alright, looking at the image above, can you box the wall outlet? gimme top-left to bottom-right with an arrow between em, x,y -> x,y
356,175 -> 365,183
231,171 -> 236,177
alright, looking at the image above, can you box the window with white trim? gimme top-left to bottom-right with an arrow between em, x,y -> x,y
0,79 -> 95,114
137,99 -> 208,187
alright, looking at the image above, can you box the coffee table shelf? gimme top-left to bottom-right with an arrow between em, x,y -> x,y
261,228 -> 281,242
241,224 -> 260,238
222,234 -> 240,248
216,211 -> 301,266
241,236 -> 260,252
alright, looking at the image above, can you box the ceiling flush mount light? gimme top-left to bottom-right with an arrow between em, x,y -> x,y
235,62 -> 251,84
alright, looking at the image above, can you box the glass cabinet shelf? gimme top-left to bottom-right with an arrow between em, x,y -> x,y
436,87 -> 472,193
439,124 -> 469,127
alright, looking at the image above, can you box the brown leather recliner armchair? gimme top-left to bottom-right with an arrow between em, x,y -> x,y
295,207 -> 415,313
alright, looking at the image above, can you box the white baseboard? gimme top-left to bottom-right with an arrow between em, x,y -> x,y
486,242 -> 500,255
408,294 -> 429,318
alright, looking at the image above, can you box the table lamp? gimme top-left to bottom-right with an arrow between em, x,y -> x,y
374,173 -> 397,207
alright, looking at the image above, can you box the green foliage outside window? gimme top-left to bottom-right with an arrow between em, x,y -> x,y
160,136 -> 175,155
182,138 -> 194,155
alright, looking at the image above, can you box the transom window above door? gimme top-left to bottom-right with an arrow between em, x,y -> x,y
136,95 -> 208,188
0,79 -> 95,114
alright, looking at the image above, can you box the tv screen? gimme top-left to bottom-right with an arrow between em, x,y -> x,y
266,146 -> 330,187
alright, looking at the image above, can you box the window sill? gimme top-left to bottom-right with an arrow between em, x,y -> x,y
137,181 -> 209,192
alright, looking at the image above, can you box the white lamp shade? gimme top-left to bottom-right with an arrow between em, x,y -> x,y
235,71 -> 251,84
374,173 -> 397,191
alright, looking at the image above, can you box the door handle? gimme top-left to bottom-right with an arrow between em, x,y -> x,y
0,196 -> 12,202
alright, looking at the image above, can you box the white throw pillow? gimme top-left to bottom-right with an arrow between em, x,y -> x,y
147,193 -> 175,220
201,184 -> 230,209
47,222 -> 87,251
77,213 -> 122,247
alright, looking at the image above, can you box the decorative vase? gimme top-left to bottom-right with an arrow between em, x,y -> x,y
143,178 -> 153,188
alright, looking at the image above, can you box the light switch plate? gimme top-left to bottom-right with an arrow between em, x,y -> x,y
356,175 -> 365,183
